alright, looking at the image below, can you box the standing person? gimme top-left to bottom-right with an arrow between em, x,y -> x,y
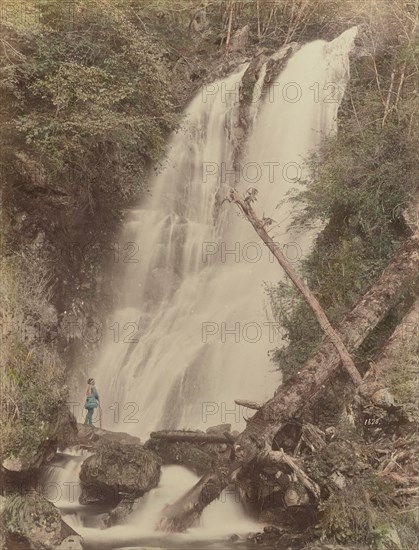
84,378 -> 99,428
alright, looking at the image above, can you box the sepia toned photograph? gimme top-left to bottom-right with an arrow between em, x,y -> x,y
0,1 -> 418,549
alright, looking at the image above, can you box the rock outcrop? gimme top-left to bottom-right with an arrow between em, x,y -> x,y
231,25 -> 250,52
75,423 -> 142,450
79,439 -> 161,506
0,491 -> 82,550
234,42 -> 300,161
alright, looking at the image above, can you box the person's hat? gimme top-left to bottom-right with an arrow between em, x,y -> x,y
87,378 -> 95,384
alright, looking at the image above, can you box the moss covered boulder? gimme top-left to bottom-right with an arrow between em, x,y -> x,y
79,441 -> 161,505
0,491 -> 81,550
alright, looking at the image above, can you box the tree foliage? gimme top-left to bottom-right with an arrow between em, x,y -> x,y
269,1 -> 418,380
0,0 -> 187,319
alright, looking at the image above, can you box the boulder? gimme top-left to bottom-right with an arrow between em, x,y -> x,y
1,439 -> 57,477
55,536 -> 84,550
0,491 -> 82,550
79,441 -> 161,506
75,423 -> 142,449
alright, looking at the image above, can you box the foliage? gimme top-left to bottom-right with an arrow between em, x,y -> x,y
388,332 -> 419,405
306,320 -> 419,546
0,256 -> 67,461
269,4 -> 418,380
386,317 -> 419,427
319,475 -> 395,544
393,508 -> 419,550
0,0 -> 182,312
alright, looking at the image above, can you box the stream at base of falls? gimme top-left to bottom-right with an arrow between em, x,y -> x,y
42,450 -> 262,550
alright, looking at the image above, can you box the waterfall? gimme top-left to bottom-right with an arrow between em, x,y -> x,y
42,458 -> 260,546
40,449 -> 92,531
70,466 -> 259,547
84,28 -> 358,440
41,449 -> 85,510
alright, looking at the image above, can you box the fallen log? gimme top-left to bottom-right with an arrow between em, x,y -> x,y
257,449 -> 321,501
158,466 -> 231,532
230,188 -> 363,386
293,423 -> 326,456
159,225 -> 419,532
149,430 -> 235,444
236,224 -> 419,466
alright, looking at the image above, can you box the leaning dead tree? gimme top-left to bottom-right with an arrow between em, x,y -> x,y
230,188 -> 363,386
158,190 -> 419,532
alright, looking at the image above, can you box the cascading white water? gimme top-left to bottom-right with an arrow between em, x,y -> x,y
41,448 -> 86,510
66,465 -> 259,547
40,448 -> 95,534
42,452 -> 260,545
82,28 -> 358,441
48,28 -> 359,547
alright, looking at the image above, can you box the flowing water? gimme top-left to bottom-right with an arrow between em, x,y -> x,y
43,452 -> 259,549
85,27 -> 358,439
56,28 -> 358,548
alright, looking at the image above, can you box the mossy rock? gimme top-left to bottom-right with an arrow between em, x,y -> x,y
1,491 -> 80,550
79,441 -> 161,505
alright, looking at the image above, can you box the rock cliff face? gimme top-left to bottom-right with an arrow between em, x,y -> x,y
234,42 -> 300,161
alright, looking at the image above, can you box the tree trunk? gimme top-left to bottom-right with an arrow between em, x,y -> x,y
158,224 -> 419,532
159,466 -> 231,532
230,188 -> 362,386
149,430 -> 235,444
224,0 -> 234,56
256,0 -> 261,42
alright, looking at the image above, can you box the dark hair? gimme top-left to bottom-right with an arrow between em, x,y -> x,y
87,378 -> 95,384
